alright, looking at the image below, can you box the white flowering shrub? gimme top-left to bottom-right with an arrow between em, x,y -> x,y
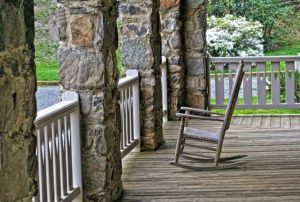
207,15 -> 264,57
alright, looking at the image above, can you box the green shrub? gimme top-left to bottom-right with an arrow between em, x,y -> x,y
208,0 -> 297,51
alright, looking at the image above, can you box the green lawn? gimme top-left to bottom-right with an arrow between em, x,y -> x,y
116,49 -> 123,77
213,108 -> 300,115
211,97 -> 300,115
36,62 -> 58,81
265,42 -> 300,56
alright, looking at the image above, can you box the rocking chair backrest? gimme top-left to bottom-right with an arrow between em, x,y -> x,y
223,61 -> 245,131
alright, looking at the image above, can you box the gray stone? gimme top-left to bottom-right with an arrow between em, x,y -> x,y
120,0 -> 164,150
160,2 -> 185,120
121,37 -> 153,70
170,31 -> 182,49
58,1 -> 122,201
185,31 -> 205,51
59,48 -> 105,90
186,58 -> 205,76
0,1 -> 37,201
118,5 -> 143,15
183,0 -> 208,110
57,7 -> 67,41
126,24 -> 147,36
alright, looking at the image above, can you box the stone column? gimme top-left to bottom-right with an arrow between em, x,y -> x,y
58,1 -> 122,200
119,0 -> 165,150
182,0 -> 208,109
0,1 -> 37,201
160,0 -> 185,120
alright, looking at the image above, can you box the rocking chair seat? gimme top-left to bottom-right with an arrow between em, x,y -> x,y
183,127 -> 219,143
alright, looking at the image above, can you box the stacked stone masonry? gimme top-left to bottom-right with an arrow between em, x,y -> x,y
0,0 -> 209,201
119,0 -> 165,150
182,0 -> 208,109
160,0 -> 185,120
57,1 -> 122,201
0,1 -> 37,201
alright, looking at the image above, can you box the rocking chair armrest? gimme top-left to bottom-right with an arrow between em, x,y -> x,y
180,107 -> 225,116
176,113 -> 225,122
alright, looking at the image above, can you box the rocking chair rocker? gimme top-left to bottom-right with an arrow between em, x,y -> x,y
170,61 -> 246,170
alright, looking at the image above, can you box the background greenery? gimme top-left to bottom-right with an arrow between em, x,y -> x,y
35,0 -> 59,81
208,0 -> 300,51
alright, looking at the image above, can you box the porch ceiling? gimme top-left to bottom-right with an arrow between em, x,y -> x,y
121,117 -> 300,201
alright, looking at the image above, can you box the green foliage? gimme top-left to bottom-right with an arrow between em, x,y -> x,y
211,96 -> 300,114
116,48 -> 123,77
35,0 -> 58,81
208,0 -> 297,51
36,62 -> 58,81
265,42 -> 300,56
213,108 -> 300,115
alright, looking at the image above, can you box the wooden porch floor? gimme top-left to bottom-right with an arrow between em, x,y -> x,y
120,116 -> 300,201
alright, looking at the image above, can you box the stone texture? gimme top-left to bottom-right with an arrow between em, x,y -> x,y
58,1 -> 122,201
119,0 -> 165,150
182,0 -> 208,109
160,0 -> 180,10
0,1 -> 37,201
70,16 -> 94,48
160,1 -> 185,120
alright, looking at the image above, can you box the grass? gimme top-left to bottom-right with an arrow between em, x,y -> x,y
116,49 -> 123,77
211,97 -> 300,115
265,42 -> 300,56
35,40 -> 58,81
36,62 -> 58,81
213,108 -> 300,115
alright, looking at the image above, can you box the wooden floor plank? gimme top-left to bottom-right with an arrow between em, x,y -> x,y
241,116 -> 253,127
251,116 -> 262,128
121,118 -> 300,201
271,115 -> 281,128
281,116 -> 291,129
232,116 -> 244,125
260,116 -> 271,128
290,116 -> 300,129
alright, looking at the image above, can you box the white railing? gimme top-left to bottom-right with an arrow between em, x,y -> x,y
34,92 -> 82,202
161,56 -> 168,122
209,56 -> 300,109
118,70 -> 141,158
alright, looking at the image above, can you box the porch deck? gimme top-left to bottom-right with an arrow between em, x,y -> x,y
121,116 -> 300,201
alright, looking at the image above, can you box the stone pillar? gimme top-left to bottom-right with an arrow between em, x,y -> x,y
182,0 -> 208,109
160,0 -> 185,120
0,1 -> 37,201
58,1 -> 122,200
119,0 -> 165,150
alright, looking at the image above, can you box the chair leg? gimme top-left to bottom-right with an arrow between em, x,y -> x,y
174,118 -> 185,163
215,143 -> 223,166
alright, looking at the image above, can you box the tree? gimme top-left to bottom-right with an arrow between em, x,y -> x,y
208,0 -> 296,50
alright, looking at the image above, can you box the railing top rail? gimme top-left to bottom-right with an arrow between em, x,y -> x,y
118,71 -> 139,89
161,56 -> 167,66
35,100 -> 79,127
210,56 -> 300,63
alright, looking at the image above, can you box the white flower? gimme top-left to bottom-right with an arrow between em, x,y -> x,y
207,15 -> 264,57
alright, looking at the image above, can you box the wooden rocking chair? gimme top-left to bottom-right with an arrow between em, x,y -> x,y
170,61 -> 246,170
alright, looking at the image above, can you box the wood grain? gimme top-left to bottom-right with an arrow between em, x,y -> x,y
121,118 -> 300,201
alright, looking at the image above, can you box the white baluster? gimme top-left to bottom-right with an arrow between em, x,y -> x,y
161,56 -> 168,122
